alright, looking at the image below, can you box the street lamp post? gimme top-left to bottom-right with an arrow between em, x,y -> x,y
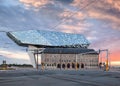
75,54 -> 78,70
99,49 -> 109,71
60,50 -> 62,70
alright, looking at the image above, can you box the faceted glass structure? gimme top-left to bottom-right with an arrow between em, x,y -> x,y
7,30 -> 90,48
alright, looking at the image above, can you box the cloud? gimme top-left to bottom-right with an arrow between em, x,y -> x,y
0,49 -> 29,60
19,0 -> 53,8
71,0 -> 120,31
106,0 -> 120,11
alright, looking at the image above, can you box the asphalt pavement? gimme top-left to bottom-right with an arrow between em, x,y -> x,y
0,69 -> 120,86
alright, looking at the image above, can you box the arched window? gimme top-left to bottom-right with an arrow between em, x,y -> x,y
67,63 -> 70,68
62,64 -> 65,69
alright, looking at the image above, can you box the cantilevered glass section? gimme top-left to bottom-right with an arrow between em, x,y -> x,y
7,30 -> 90,48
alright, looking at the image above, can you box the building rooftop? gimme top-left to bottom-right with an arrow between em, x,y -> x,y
7,30 -> 90,48
42,48 -> 98,54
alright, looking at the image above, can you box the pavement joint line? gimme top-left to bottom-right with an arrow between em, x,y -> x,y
45,75 -> 105,86
0,79 -> 24,83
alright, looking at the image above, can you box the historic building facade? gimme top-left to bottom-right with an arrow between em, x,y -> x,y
41,48 -> 99,69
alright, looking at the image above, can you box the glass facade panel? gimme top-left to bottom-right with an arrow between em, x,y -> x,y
7,30 -> 90,47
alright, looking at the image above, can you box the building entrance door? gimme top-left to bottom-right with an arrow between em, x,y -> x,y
67,63 -> 70,68
81,63 -> 84,68
62,64 -> 65,69
57,64 -> 61,68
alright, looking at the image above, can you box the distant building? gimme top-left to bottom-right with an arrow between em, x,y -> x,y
3,60 -> 6,64
41,48 -> 98,69
7,30 -> 99,69
0,60 -> 7,70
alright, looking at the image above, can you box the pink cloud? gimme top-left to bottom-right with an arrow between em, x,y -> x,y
19,0 -> 53,8
106,0 -> 120,11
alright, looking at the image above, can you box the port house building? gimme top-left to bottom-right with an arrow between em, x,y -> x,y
7,30 -> 99,69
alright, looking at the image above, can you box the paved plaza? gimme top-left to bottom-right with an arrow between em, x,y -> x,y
0,69 -> 120,86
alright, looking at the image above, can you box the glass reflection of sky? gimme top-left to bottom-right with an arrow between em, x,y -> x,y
8,30 -> 90,47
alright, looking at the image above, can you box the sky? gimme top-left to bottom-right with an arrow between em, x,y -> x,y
0,0 -> 120,66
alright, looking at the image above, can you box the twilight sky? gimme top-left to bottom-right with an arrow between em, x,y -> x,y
0,0 -> 120,65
